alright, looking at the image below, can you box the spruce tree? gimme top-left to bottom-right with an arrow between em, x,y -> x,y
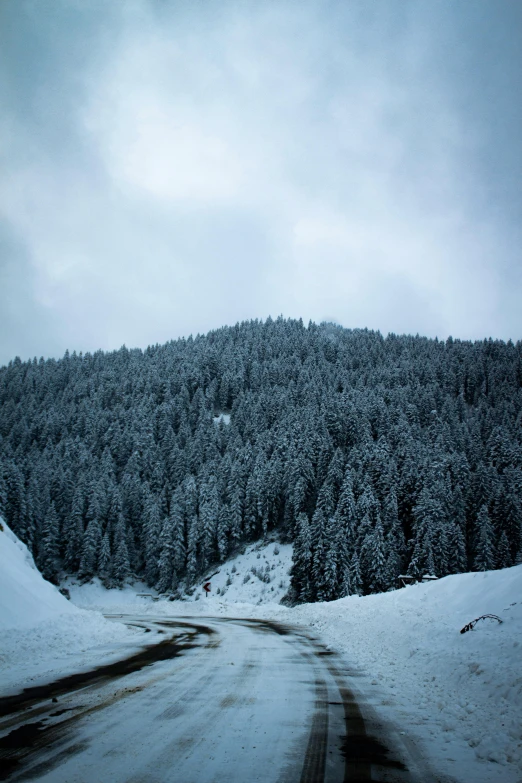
156,517 -> 174,593
496,530 -> 512,570
79,518 -> 102,579
98,531 -> 112,585
290,513 -> 312,603
474,505 -> 495,572
448,522 -> 467,574
39,502 -> 60,584
110,512 -> 130,586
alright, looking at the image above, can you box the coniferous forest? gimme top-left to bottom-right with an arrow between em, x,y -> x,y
0,318 -> 521,603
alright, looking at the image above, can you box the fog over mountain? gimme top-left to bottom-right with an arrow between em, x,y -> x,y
1,1 -> 521,364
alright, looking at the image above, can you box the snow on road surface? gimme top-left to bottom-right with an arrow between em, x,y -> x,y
284,568 -> 522,783
1,615 -> 443,783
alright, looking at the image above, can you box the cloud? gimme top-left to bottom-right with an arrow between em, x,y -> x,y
0,0 -> 520,364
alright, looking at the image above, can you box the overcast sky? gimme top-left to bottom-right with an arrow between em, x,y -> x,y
1,0 -> 521,365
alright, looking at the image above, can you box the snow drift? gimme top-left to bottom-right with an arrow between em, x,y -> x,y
286,566 -> 522,782
0,519 -> 141,694
0,519 -> 77,630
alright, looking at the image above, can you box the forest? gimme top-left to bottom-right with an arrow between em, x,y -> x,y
0,317 -> 521,603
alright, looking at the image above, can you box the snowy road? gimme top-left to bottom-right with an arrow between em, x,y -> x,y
0,616 -> 437,783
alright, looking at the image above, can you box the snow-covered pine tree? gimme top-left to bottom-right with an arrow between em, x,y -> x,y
63,484 -> 86,571
289,513 -> 313,603
474,505 -> 495,572
39,502 -> 60,584
496,530 -> 512,569
79,518 -> 102,580
156,516 -> 174,593
112,514 -> 130,587
447,521 -> 467,574
98,531 -> 112,585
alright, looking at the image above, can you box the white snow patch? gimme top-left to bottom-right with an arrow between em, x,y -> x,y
181,540 -> 292,605
0,519 -> 76,630
0,520 -> 142,694
68,540 -> 292,615
213,412 -> 231,425
66,577 -> 157,611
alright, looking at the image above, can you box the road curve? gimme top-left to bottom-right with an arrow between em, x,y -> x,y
0,616 -> 435,783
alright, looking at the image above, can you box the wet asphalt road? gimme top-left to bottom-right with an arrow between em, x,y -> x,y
0,616 -> 437,783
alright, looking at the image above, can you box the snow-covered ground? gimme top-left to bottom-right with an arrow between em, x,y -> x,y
2,521 -> 521,782
0,520 -> 144,693
67,539 -> 292,612
288,569 -> 522,783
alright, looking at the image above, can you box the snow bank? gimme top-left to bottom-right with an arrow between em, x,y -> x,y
286,567 -> 522,783
0,520 -> 142,694
68,540 -> 292,615
0,519 -> 77,630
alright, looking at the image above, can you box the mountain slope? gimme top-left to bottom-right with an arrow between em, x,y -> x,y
1,319 -> 521,601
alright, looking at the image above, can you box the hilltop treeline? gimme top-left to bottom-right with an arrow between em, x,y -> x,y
0,318 -> 521,602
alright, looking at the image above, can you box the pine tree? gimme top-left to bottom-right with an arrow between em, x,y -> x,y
349,552 -> 363,596
199,474 -> 219,569
63,485 -> 86,572
321,516 -> 339,601
290,513 -> 313,603
360,516 -> 387,594
156,517 -> 174,593
185,517 -> 199,587
408,519 -> 435,579
310,508 -> 326,602
79,518 -> 102,579
112,513 -> 130,586
496,530 -> 512,570
143,494 -> 162,586
474,505 -> 495,572
447,522 -> 467,574
216,504 -> 229,562
39,502 -> 60,584
170,495 -> 186,585
98,531 -> 112,584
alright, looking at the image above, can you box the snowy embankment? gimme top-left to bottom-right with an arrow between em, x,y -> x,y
0,520 -> 143,694
285,568 -> 522,783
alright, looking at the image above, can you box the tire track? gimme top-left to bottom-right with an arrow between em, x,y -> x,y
299,677 -> 329,783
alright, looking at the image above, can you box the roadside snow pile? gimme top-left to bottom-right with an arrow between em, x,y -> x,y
0,520 -> 142,694
67,577 -> 158,612
0,519 -> 76,630
287,566 -> 522,783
